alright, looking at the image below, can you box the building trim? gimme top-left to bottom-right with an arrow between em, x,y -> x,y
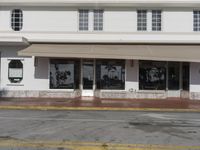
1,0 -> 200,7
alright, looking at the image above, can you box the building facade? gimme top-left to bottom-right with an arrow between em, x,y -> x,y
1,0 -> 200,100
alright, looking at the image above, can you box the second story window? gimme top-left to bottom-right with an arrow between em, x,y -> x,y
193,10 -> 200,31
11,9 -> 23,31
94,10 -> 104,31
137,10 -> 147,31
79,9 -> 89,31
152,10 -> 161,31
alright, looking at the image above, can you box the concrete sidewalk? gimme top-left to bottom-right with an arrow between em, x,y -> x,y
0,97 -> 200,112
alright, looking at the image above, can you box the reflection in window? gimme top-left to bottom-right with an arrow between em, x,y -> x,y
96,60 -> 125,90
8,60 -> 23,83
182,62 -> 190,90
168,62 -> 180,90
139,61 -> 166,90
50,59 -> 80,89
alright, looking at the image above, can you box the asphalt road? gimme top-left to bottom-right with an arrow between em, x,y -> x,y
0,110 -> 200,150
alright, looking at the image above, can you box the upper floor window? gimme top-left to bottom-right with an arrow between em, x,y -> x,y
11,9 -> 23,31
152,10 -> 161,31
94,10 -> 104,31
193,10 -> 200,31
137,10 -> 147,31
79,9 -> 89,31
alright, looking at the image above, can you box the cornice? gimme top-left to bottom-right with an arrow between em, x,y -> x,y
1,0 -> 200,7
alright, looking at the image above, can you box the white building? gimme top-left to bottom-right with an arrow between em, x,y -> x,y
1,0 -> 200,100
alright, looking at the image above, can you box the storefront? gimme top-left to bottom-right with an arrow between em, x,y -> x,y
12,43 -> 200,99
49,58 -> 125,97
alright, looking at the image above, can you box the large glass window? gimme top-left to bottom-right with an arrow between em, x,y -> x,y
11,9 -> 23,31
96,60 -> 125,90
137,10 -> 147,31
139,61 -> 166,90
168,62 -> 180,90
182,62 -> 190,90
50,59 -> 80,89
8,60 -> 23,83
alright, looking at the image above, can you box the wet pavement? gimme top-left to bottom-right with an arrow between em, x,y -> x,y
0,110 -> 199,150
0,97 -> 200,110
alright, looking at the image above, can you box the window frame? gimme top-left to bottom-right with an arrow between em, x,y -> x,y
93,9 -> 104,31
137,10 -> 147,31
96,59 -> 125,90
193,10 -> 200,31
49,59 -> 80,90
78,9 -> 89,31
11,9 -> 23,31
8,59 -> 23,83
152,10 -> 162,31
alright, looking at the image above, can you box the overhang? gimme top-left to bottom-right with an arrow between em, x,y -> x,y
0,37 -> 29,46
18,44 -> 200,62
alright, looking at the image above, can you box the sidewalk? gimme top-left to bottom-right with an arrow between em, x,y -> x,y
0,97 -> 200,112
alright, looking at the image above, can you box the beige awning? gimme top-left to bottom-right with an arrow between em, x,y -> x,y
18,44 -> 200,62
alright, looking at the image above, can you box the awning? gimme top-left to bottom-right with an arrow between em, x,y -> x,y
18,44 -> 200,62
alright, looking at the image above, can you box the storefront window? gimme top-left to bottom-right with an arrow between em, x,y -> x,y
168,62 -> 180,90
8,60 -> 23,83
139,61 -> 166,90
96,60 -> 125,90
50,59 -> 80,89
182,62 -> 190,90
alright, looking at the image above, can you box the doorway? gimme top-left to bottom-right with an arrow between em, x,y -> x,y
82,60 -> 95,97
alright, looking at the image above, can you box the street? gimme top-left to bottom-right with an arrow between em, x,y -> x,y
0,110 -> 200,150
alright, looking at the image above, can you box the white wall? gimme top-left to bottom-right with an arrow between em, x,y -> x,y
0,7 -> 195,33
0,8 -> 11,31
104,8 -> 137,32
190,62 -> 200,92
23,8 -> 78,32
0,48 -> 49,91
163,8 -> 193,32
125,60 -> 139,91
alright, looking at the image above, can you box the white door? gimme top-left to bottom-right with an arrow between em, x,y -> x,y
82,60 -> 94,97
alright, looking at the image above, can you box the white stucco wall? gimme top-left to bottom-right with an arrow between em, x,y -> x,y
0,48 -> 141,92
0,7 -> 195,33
125,60 -> 139,91
104,8 -> 137,32
162,8 -> 193,32
190,62 -> 200,93
0,48 -> 49,91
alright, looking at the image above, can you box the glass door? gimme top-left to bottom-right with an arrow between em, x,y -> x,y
82,60 -> 94,96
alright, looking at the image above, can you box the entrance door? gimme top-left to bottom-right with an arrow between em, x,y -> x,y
82,60 -> 94,97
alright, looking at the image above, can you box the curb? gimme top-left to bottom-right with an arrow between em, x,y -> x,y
0,105 -> 200,112
0,139 -> 200,150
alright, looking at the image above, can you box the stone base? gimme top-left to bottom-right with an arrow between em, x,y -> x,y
0,90 -> 81,98
190,92 -> 200,100
95,90 -> 166,99
0,90 -> 196,100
